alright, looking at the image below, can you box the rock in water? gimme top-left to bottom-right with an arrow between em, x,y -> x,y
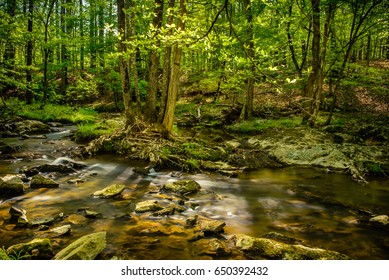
369,215 -> 389,229
30,174 -> 59,188
231,234 -> 350,260
0,175 -> 25,196
161,180 -> 201,195
6,238 -> 53,260
135,200 -> 163,213
53,231 -> 106,260
93,184 -> 126,198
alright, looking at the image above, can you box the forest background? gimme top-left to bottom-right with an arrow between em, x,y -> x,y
0,0 -> 388,146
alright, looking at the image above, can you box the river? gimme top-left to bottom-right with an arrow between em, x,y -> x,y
0,126 -> 388,259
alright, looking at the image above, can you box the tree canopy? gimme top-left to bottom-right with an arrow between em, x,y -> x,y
1,0 -> 388,132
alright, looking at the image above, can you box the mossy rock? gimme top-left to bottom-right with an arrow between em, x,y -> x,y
135,200 -> 163,213
6,238 -> 53,260
53,231 -> 107,260
30,174 -> 59,189
0,175 -> 25,197
161,180 -> 201,195
232,234 -> 350,260
93,184 -> 126,198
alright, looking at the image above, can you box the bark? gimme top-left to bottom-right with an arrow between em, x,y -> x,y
128,0 -> 141,111
79,0 -> 84,70
118,0 -> 133,127
302,0 -> 321,125
162,0 -> 186,134
158,0 -> 175,124
145,0 -> 164,122
26,0 -> 34,104
240,0 -> 254,120
60,0 -> 68,95
42,0 -> 57,105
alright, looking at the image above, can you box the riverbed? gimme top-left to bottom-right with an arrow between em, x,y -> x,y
0,126 -> 388,259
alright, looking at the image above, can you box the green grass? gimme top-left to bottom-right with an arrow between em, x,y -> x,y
73,122 -> 118,142
6,99 -> 98,124
227,117 -> 301,134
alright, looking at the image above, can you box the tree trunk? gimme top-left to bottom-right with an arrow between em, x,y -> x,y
158,0 -> 175,124
79,0 -> 84,70
128,0 -> 141,111
60,0 -> 68,96
26,0 -> 34,104
302,0 -> 321,125
98,3 -> 105,69
89,1 -> 96,69
162,0 -> 186,135
42,0 -> 57,105
145,0 -> 164,122
240,0 -> 254,120
118,0 -> 133,127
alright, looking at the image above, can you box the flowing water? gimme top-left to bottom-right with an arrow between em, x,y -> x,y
0,127 -> 388,260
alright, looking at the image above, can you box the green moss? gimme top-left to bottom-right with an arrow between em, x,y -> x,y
186,158 -> 200,170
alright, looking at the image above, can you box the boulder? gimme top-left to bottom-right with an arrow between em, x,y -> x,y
0,141 -> 19,154
6,238 -> 53,260
369,215 -> 389,229
41,225 -> 72,238
30,174 -> 59,188
23,164 -> 77,177
161,180 -> 201,195
29,212 -> 64,226
53,231 -> 106,260
198,218 -> 226,235
13,120 -> 50,134
231,234 -> 350,260
194,238 -> 231,256
152,203 -> 186,216
93,184 -> 126,198
9,206 -> 29,226
0,175 -> 25,197
135,200 -> 163,213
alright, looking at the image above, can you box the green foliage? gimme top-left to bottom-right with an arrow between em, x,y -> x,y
65,75 -> 98,104
363,162 -> 384,176
73,122 -> 115,142
227,117 -> 301,134
6,98 -> 98,124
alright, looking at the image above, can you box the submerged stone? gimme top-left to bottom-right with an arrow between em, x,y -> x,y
0,175 -> 25,197
198,218 -> 226,235
53,231 -> 106,260
231,234 -> 350,260
43,225 -> 72,238
161,180 -> 201,195
194,238 -> 231,256
93,184 -> 126,198
135,200 -> 163,213
369,215 -> 389,229
30,174 -> 59,188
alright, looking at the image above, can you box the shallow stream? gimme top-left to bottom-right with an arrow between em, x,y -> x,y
1,127 -> 388,259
